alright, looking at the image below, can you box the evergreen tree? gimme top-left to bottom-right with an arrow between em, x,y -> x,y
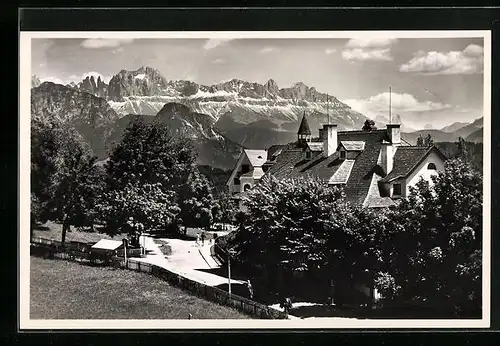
362,119 -> 377,131
416,135 -> 425,147
424,133 -> 434,147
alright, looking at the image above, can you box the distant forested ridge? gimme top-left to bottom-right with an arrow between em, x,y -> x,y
435,141 -> 483,173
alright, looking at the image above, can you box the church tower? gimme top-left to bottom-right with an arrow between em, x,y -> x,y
297,112 -> 312,145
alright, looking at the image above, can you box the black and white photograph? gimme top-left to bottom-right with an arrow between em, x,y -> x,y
19,30 -> 491,329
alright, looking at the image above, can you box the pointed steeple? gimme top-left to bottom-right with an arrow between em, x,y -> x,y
297,112 -> 312,136
297,112 -> 312,146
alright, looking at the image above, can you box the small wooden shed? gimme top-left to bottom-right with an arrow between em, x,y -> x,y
90,239 -> 124,262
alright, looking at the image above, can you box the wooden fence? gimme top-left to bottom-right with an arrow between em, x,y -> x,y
30,237 -> 287,320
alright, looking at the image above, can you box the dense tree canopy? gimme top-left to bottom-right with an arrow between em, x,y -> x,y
230,157 -> 482,315
31,119 -> 102,243
230,177 -> 380,289
374,158 -> 482,314
100,118 -> 213,235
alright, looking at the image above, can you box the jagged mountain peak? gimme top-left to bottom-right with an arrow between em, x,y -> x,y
107,66 -> 170,101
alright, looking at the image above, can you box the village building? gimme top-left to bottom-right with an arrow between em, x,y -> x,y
227,114 -> 447,208
226,113 -> 448,305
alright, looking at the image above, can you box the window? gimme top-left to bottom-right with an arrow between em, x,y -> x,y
340,150 -> 346,159
427,163 -> 437,170
233,177 -> 240,185
393,183 -> 402,196
241,164 -> 250,173
306,151 -> 312,159
243,184 -> 251,192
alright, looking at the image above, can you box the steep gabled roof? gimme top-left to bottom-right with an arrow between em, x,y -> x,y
297,114 -> 312,135
379,145 -> 447,183
244,149 -> 267,167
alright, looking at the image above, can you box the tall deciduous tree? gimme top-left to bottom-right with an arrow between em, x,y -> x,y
102,118 -> 203,235
97,182 -> 180,236
31,119 -> 100,243
374,158 -> 482,315
230,176 -> 379,299
106,118 -> 197,192
178,170 -> 214,231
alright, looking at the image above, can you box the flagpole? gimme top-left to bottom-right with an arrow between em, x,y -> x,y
389,86 -> 392,124
326,93 -> 330,125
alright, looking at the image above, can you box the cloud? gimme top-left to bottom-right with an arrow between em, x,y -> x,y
212,58 -> 225,64
343,92 -> 467,129
345,38 -> 398,49
259,47 -> 277,54
342,48 -> 392,61
203,39 -> 233,50
342,38 -> 398,61
325,48 -> 337,55
80,38 -> 134,49
343,92 -> 452,123
399,44 -> 484,75
112,47 -> 125,54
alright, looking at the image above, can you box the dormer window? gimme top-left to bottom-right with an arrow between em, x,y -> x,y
241,164 -> 250,173
305,151 -> 312,159
427,163 -> 437,170
340,150 -> 346,160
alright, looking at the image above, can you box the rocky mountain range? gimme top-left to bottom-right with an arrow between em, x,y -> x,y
31,66 -> 484,170
31,82 -> 242,169
31,82 -> 120,158
400,116 -> 483,144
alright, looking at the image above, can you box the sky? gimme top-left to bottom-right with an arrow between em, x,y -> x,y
31,36 -> 485,129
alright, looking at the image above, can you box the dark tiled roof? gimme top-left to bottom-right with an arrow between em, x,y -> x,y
379,146 -> 438,183
267,144 -> 286,159
265,148 -> 308,180
263,130 -> 390,206
297,114 -> 312,135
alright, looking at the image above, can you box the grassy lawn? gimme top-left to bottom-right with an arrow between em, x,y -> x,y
32,221 -> 128,243
30,256 -> 252,319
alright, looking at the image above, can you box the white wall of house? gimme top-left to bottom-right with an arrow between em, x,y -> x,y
228,154 -> 252,195
405,151 -> 444,196
240,176 -> 256,192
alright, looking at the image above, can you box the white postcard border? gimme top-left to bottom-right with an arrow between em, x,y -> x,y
19,30 -> 492,330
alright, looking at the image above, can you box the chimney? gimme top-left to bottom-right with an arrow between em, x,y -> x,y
387,123 -> 401,145
323,124 -> 338,157
381,123 -> 401,174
